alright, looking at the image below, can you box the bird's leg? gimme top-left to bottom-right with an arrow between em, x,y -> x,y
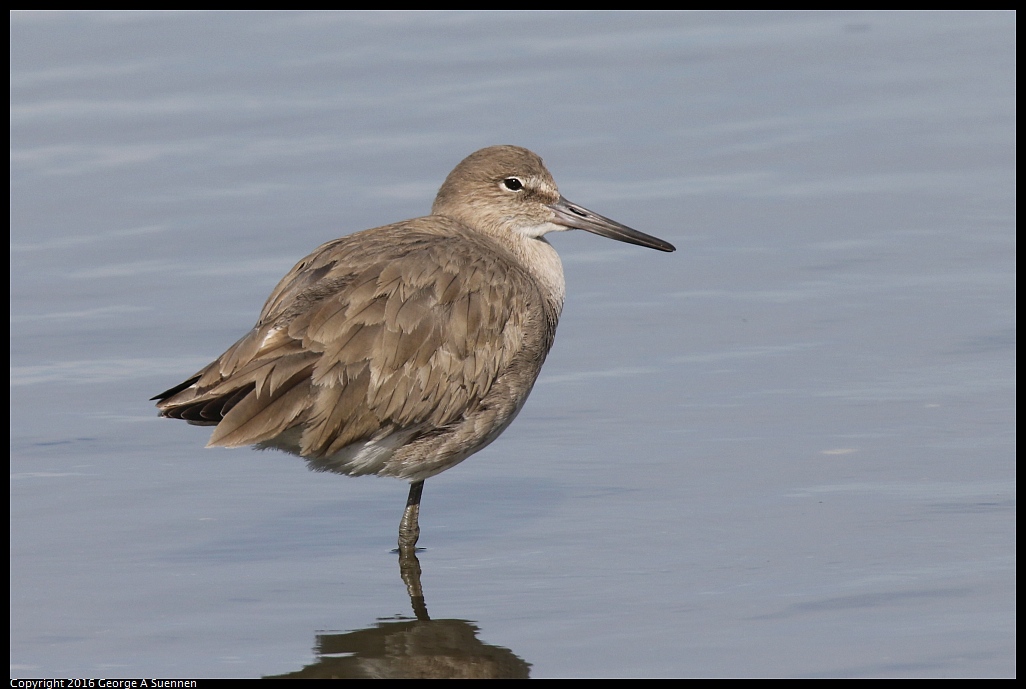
398,480 -> 424,549
398,480 -> 428,618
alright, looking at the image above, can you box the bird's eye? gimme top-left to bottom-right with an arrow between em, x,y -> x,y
502,177 -> 524,192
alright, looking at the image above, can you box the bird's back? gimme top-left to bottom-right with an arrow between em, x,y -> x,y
154,215 -> 560,481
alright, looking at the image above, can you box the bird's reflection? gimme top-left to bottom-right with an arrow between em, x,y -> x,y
266,546 -> 530,679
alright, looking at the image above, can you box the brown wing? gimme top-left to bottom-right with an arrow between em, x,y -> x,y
153,217 -> 540,461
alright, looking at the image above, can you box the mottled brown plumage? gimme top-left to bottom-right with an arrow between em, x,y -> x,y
154,145 -> 674,547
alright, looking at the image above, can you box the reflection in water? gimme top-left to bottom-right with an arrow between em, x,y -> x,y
266,546 -> 531,679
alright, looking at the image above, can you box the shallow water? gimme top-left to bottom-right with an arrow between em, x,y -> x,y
10,10 -> 1015,678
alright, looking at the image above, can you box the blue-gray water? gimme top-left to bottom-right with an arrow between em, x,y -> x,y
10,11 -> 1015,678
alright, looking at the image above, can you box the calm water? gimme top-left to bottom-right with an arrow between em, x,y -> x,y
10,11 -> 1015,678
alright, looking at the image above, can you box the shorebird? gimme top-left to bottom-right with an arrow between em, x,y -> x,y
153,145 -> 674,549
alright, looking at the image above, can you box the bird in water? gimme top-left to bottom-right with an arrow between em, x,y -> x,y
153,145 -> 674,549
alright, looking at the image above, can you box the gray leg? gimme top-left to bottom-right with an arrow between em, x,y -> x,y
398,480 -> 424,549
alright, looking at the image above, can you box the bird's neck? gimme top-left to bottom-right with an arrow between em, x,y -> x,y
502,234 -> 565,320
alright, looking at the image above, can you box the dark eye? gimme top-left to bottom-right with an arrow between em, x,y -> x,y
502,177 -> 524,192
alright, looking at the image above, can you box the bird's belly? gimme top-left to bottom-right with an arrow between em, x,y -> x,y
256,425 -> 421,478
254,385 -> 532,483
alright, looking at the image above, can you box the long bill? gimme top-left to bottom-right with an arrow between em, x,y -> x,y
549,196 -> 675,253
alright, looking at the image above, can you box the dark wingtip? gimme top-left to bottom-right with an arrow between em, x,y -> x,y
151,376 -> 201,403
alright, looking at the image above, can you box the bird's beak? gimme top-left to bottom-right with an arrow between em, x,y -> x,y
549,196 -> 675,252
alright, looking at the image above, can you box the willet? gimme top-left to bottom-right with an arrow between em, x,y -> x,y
153,145 -> 674,549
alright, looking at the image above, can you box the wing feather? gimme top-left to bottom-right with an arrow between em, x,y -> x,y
154,218 -> 546,470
